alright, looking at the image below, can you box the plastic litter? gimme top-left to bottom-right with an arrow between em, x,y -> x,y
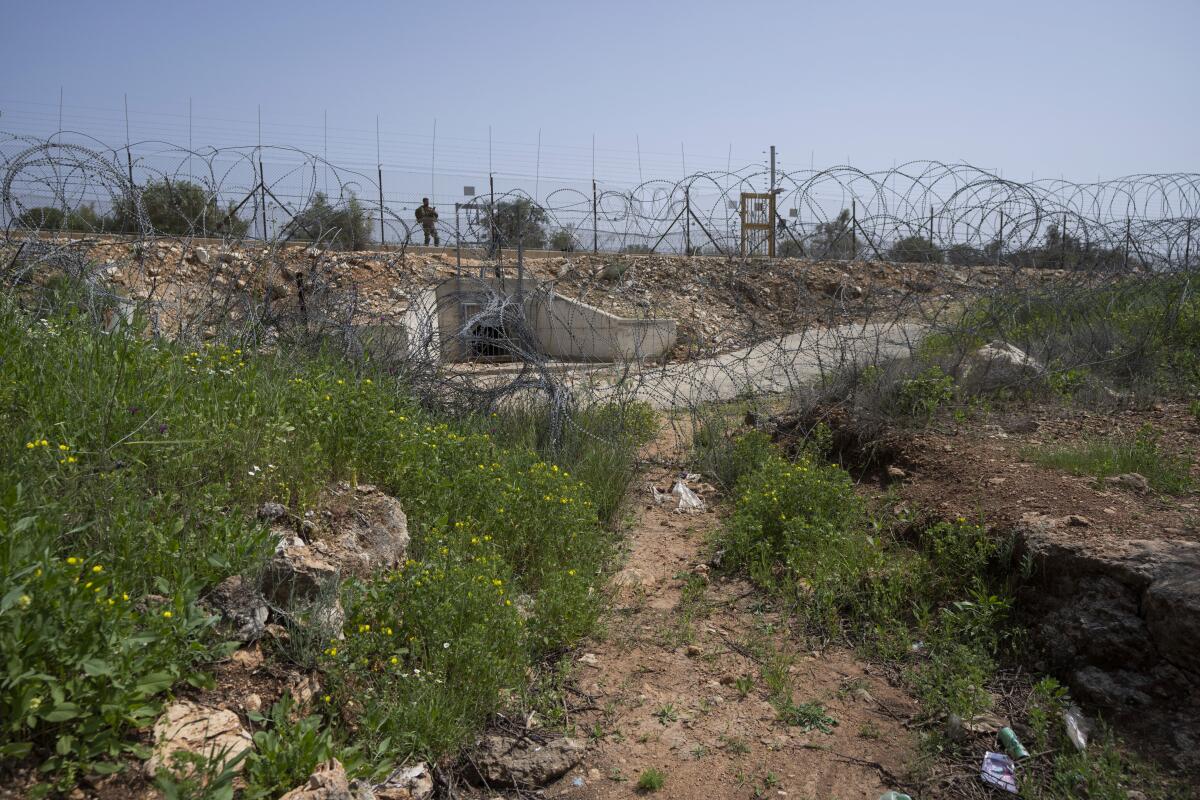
571,776 -> 585,788
650,484 -> 670,505
878,792 -> 913,800
998,727 -> 1029,759
672,480 -> 706,512
980,751 -> 1018,794
1064,705 -> 1088,751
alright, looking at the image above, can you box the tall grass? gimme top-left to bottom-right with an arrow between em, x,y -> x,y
1025,426 -> 1194,494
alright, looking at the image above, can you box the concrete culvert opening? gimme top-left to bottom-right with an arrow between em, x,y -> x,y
468,321 -> 512,359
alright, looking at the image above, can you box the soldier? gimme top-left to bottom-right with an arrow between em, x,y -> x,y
415,198 -> 439,246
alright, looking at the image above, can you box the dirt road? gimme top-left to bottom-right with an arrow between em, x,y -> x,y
543,464 -> 919,799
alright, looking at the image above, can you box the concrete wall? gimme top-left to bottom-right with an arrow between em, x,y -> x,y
413,275 -> 676,363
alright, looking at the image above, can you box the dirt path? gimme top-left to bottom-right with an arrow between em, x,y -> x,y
545,465 -> 920,800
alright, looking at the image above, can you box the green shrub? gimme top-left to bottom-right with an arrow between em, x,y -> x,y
637,767 -> 666,793
243,696 -> 335,800
692,426 -> 779,490
895,366 -> 955,421
0,494 -> 222,785
947,273 -> 1200,392
716,451 -> 901,637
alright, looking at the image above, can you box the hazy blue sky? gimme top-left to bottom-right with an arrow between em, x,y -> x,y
1,0 -> 1196,195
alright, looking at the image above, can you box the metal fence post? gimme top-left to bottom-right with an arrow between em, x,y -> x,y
851,200 -> 857,260
258,159 -> 268,241
592,179 -> 599,254
684,187 -> 691,255
377,165 -> 386,249
1123,218 -> 1131,271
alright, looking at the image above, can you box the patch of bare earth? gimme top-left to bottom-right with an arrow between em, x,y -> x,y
537,466 -> 918,800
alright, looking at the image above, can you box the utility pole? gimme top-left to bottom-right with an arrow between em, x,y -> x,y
769,145 -> 776,194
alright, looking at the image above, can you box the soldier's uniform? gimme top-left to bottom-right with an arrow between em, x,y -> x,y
415,201 -> 440,246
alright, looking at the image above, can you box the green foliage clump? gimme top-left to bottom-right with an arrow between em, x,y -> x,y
327,531 -> 525,759
483,198 -> 548,250
888,234 -> 941,263
691,425 -> 779,491
953,273 -> 1200,391
242,695 -> 335,800
111,179 -> 250,237
896,366 -> 955,421
717,449 -> 1007,717
549,227 -> 577,252
1025,425 -> 1193,494
289,191 -> 373,250
0,511 -> 219,785
0,298 -> 626,783
636,767 -> 666,793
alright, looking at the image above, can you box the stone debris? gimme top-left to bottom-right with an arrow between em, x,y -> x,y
279,759 -> 353,800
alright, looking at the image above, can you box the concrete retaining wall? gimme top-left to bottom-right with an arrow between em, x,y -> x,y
410,275 -> 675,363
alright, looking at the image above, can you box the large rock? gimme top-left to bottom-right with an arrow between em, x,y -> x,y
961,340 -> 1043,393
469,734 -> 584,788
309,484 -> 409,577
1144,569 -> 1200,675
263,534 -> 340,606
1016,529 -> 1200,771
144,700 -> 253,778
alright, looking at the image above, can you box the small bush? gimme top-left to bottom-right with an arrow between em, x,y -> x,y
0,502 -> 222,786
691,425 -> 779,490
896,366 -> 955,420
637,767 -> 666,793
325,525 -> 527,761
243,695 -> 335,800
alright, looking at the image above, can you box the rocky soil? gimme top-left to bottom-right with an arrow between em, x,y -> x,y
8,236 -> 1084,359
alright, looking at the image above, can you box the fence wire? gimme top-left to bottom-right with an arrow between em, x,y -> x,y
3,130 -> 1198,463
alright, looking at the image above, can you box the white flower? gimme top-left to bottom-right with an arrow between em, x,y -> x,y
443,642 -> 450,649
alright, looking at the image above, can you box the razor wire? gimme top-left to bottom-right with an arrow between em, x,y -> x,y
2,130 -> 1198,462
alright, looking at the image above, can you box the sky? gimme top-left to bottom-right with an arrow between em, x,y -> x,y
1,0 -> 1197,205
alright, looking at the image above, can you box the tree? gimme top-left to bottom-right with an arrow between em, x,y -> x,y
289,192 -> 373,250
483,198 -> 548,250
549,226 -> 577,252
777,237 -> 805,258
807,209 -> 855,259
888,234 -> 941,263
16,204 -> 106,232
110,179 -> 249,237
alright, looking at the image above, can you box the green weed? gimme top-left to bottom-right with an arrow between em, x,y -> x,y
0,300 -> 622,781
636,766 -> 666,792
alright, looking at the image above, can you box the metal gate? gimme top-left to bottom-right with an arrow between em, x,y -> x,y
740,192 -> 775,258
